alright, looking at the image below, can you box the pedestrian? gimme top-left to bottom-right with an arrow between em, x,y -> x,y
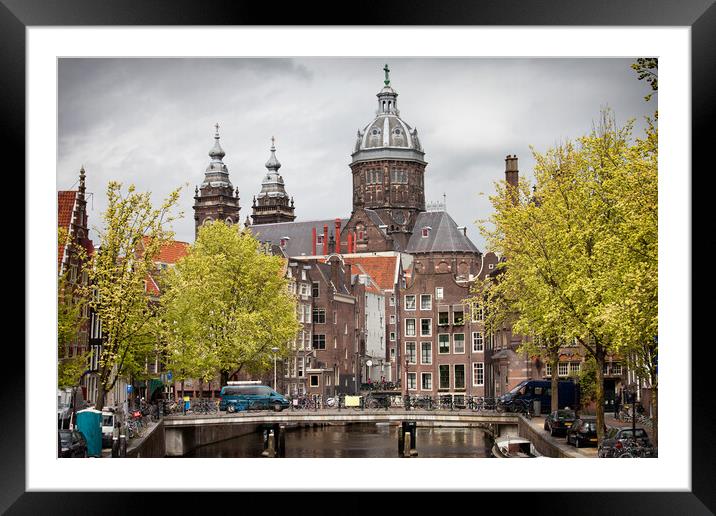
614,390 -> 622,418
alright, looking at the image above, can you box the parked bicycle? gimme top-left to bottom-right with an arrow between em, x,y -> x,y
616,439 -> 657,458
192,398 -> 220,415
404,395 -> 435,410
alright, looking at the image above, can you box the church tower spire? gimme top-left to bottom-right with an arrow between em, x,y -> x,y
250,137 -> 296,225
192,123 -> 241,239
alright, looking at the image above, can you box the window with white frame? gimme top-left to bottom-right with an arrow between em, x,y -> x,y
405,342 -> 417,364
390,331 -> 396,341
545,363 -> 552,377
558,362 -> 569,376
420,294 -> 432,311
473,362 -> 484,386
312,334 -> 326,350
404,295 -> 416,310
454,364 -> 466,390
312,282 -> 320,298
611,362 -> 622,375
420,342 -> 432,365
438,334 -> 450,354
420,318 -> 432,336
439,365 -> 450,390
407,372 -> 417,390
405,318 -> 416,337
389,295 -> 395,306
298,357 -> 304,377
303,304 -> 310,322
471,305 -> 483,322
453,309 -> 465,325
421,372 -> 432,390
313,308 -> 326,324
435,287 -> 444,300
389,315 -> 396,325
472,331 -> 484,352
438,311 -> 449,326
570,362 -> 581,374
453,334 -> 465,354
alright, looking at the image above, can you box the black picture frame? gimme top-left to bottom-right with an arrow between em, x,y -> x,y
4,0 -> 708,513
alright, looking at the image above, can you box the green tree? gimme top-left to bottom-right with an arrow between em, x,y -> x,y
631,58 -> 658,102
80,182 -> 181,409
476,110 -> 657,442
160,221 -> 300,388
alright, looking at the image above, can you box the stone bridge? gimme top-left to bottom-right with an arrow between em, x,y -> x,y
163,409 -> 521,457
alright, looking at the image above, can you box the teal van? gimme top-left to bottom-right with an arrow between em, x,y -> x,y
219,383 -> 290,412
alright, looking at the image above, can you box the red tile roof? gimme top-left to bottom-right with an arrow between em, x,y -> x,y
342,256 -> 398,292
57,191 -> 77,271
142,238 -> 191,296
141,237 -> 190,264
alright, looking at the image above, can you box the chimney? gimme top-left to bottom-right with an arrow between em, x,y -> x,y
323,225 -> 329,256
312,227 -> 317,256
505,154 -> 519,204
344,262 -> 352,286
335,218 -> 342,254
329,255 -> 340,287
347,232 -> 353,255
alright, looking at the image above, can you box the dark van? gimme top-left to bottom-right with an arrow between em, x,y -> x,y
499,379 -> 579,414
219,383 -> 290,412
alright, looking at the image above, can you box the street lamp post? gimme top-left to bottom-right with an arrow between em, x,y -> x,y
271,347 -> 280,392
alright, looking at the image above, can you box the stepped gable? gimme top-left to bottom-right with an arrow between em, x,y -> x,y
405,211 -> 480,254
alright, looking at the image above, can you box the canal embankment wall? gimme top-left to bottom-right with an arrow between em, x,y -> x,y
127,420 -> 166,458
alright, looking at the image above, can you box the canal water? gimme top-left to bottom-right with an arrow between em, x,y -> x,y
183,423 -> 494,458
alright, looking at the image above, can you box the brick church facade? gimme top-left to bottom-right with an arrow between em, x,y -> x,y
190,64 -> 626,402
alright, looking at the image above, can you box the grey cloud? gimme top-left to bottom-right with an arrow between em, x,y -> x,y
58,57 -> 654,251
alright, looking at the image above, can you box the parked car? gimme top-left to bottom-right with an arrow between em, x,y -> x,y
544,409 -> 578,436
58,429 -> 88,458
101,409 -> 116,448
565,417 -> 600,448
598,427 -> 652,457
219,382 -> 290,412
497,379 -> 579,414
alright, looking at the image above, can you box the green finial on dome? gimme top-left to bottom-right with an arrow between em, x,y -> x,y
383,63 -> 390,86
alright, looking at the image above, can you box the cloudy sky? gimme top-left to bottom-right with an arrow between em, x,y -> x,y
58,58 -> 654,251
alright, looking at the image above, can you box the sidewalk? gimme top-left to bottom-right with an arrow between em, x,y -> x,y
527,412 -> 653,458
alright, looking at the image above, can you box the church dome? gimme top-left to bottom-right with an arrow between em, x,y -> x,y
351,65 -> 425,165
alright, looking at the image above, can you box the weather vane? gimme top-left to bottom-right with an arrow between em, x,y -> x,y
383,64 -> 390,86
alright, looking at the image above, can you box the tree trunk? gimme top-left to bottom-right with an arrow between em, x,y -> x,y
594,347 -> 606,442
550,352 -> 559,413
180,379 -> 185,400
95,386 -> 107,411
651,385 -> 658,448
198,378 -> 204,400
221,370 -> 229,386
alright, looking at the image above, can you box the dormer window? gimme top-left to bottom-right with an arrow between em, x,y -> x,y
421,226 -> 432,238
280,236 -> 290,248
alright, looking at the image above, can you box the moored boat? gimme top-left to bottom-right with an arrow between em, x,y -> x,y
492,436 -> 540,458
